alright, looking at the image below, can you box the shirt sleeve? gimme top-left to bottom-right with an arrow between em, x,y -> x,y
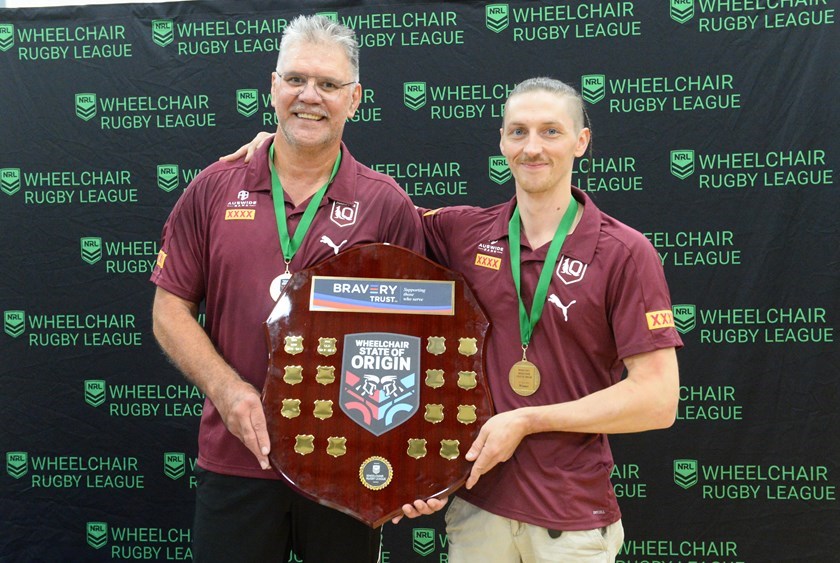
420,207 -> 454,268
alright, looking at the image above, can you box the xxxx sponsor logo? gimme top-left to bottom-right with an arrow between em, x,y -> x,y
163,452 -> 186,480
236,89 -> 259,117
75,93 -> 97,122
157,164 -> 180,192
4,310 -> 25,338
581,75 -> 605,104
224,209 -> 255,220
486,4 -> 509,33
475,253 -> 501,270
87,521 -> 109,550
80,237 -> 103,265
413,527 -> 436,556
646,309 -> 675,330
670,0 -> 695,24
671,150 -> 695,179
1,168 -> 21,196
404,82 -> 427,111
0,24 -> 14,52
85,380 -> 107,407
152,19 -> 174,47
673,304 -> 696,334
674,459 -> 699,489
488,155 -> 511,185
6,452 -> 28,479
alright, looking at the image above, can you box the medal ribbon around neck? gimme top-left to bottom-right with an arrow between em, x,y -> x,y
508,196 -> 579,358
268,142 -> 341,268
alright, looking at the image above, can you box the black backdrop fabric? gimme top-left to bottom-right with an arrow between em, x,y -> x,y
1,1 -> 838,561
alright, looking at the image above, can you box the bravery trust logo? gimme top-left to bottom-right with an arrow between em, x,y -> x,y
674,459 -> 699,489
80,237 -> 103,265
485,4 -> 510,33
85,379 -> 107,407
0,24 -> 14,52
75,93 -> 97,121
671,150 -> 695,179
673,304 -> 697,334
87,522 -> 108,550
157,164 -> 180,192
236,89 -> 259,117
1,168 -> 21,196
489,156 -> 511,185
152,20 -> 174,47
413,528 -> 436,556
4,310 -> 25,338
670,0 -> 695,24
6,451 -> 28,479
340,332 -> 420,437
404,82 -> 427,111
581,75 -> 606,104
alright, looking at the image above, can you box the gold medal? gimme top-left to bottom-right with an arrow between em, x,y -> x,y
509,347 -> 541,396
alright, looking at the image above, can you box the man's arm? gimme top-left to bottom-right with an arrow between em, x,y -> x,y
152,286 -> 271,470
464,346 -> 679,489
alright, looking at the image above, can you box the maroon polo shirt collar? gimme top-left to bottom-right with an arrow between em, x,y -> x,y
489,187 -> 599,264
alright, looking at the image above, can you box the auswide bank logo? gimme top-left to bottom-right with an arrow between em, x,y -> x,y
6,451 -> 28,479
674,459 -> 699,489
80,237 -> 103,265
4,310 -> 25,338
164,452 -> 186,480
413,527 -> 436,556
157,164 -> 180,192
581,75 -> 605,104
75,93 -> 97,121
0,24 -> 14,52
1,168 -> 21,196
673,304 -> 697,334
152,19 -> 174,47
671,150 -> 695,179
404,82 -> 427,111
486,4 -> 510,33
489,156 -> 511,185
236,89 -> 259,117
85,380 -> 107,407
670,0 -> 695,24
87,521 -> 109,550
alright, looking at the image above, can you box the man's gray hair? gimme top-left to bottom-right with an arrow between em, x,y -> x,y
506,77 -> 587,133
276,15 -> 360,82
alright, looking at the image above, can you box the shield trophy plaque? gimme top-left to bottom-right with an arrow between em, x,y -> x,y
262,243 -> 493,527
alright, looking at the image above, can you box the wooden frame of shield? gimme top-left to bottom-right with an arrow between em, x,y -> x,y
262,243 -> 493,527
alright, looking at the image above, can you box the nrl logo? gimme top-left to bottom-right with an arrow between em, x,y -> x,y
670,150 -> 695,179
316,12 -> 339,22
163,452 -> 186,480
6,451 -> 28,479
674,459 -> 699,489
673,304 -> 697,334
4,310 -> 25,338
236,89 -> 259,117
485,4 -> 509,33
404,82 -> 427,111
581,75 -> 606,104
488,156 -> 511,185
340,332 -> 420,436
412,527 -> 436,556
151,19 -> 174,47
0,24 -> 14,52
86,521 -> 109,549
84,379 -> 107,407
157,164 -> 180,192
670,0 -> 695,24
80,237 -> 102,265
75,93 -> 97,122
1,168 -> 21,196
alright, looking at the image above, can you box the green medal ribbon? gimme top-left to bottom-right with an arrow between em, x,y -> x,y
268,143 -> 341,269
508,196 -> 579,354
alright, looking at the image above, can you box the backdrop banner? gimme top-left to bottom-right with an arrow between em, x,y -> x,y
1,0 -> 837,561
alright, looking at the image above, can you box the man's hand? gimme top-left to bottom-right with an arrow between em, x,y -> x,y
464,410 -> 529,489
391,496 -> 449,524
219,131 -> 273,163
214,378 -> 272,470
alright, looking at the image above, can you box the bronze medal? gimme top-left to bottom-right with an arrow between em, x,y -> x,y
508,359 -> 541,396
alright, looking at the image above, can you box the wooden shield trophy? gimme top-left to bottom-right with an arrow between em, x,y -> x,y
262,243 -> 493,527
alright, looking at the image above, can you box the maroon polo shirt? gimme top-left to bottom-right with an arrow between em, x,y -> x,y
422,188 -> 682,530
151,138 -> 423,479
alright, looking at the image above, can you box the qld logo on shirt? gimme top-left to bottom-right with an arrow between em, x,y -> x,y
556,255 -> 587,284
340,332 -> 420,436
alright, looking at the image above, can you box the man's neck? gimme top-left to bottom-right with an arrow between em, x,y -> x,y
515,185 -> 581,249
272,137 -> 341,206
